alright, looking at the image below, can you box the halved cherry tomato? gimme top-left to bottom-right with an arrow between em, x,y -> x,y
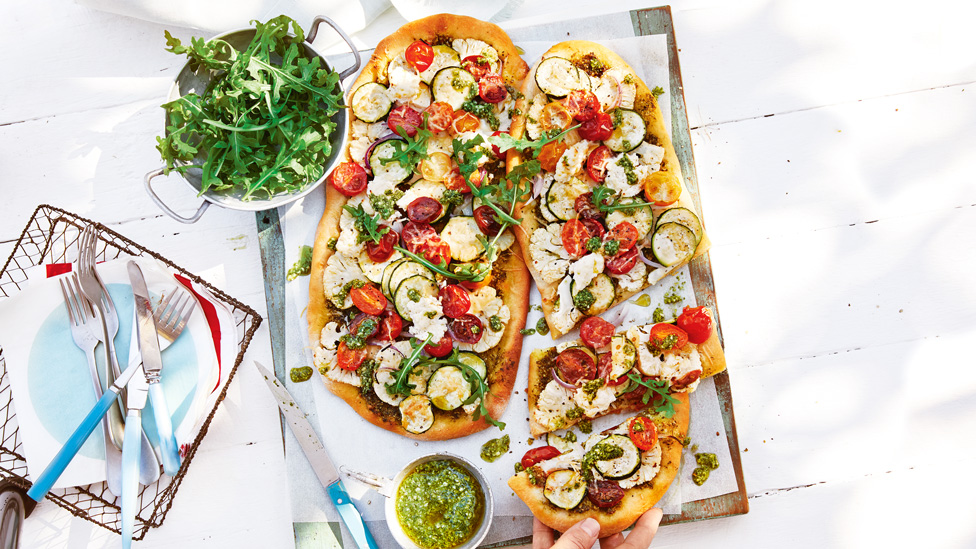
388,104 -> 423,138
580,316 -> 615,349
474,205 -> 502,236
376,312 -> 403,341
597,352 -> 613,380
459,267 -> 491,290
580,218 -> 605,241
610,221 -> 639,252
540,102 -> 573,132
578,112 -> 613,141
330,162 -> 367,197
407,197 -> 443,223
560,219 -> 589,258
605,247 -> 639,275
627,416 -> 658,451
461,55 -> 491,81
350,284 -> 387,316
538,140 -> 569,173
587,480 -> 625,508
556,348 -> 597,384
520,446 -> 562,469
439,285 -> 471,319
468,166 -> 488,189
401,221 -> 438,253
423,101 -> 455,133
422,239 -> 452,267
349,313 -> 380,340
672,369 -> 702,391
451,111 -> 481,134
563,89 -> 601,122
444,169 -> 472,194
479,74 -> 507,103
677,306 -> 713,344
450,314 -> 484,344
642,171 -> 682,206
420,151 -> 454,182
425,335 -> 454,357
405,40 -> 434,72
336,342 -> 368,371
489,130 -> 506,157
649,323 -> 690,352
586,145 -> 613,183
365,227 -> 398,263
574,193 -> 602,221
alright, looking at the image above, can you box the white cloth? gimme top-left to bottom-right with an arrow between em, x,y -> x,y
389,0 -> 524,22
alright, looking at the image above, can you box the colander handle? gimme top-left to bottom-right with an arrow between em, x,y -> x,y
306,16 -> 362,81
144,167 -> 210,224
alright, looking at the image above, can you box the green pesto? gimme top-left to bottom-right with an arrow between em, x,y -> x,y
520,328 -> 536,336
327,237 -> 338,250
691,452 -> 719,486
535,318 -> 550,336
440,188 -> 464,212
585,236 -> 602,253
603,239 -> 620,256
577,418 -> 593,433
489,315 -> 504,332
581,378 -> 605,398
289,366 -> 313,383
580,442 -> 624,481
526,466 -> 544,486
357,359 -> 379,396
651,86 -> 665,99
611,109 -> 624,128
396,460 -> 484,549
368,190 -> 404,219
286,245 -> 313,281
573,289 -> 596,311
340,317 -> 378,350
480,434 -> 510,463
652,306 -> 665,323
461,99 -> 500,131
566,407 -> 585,420
514,462 -> 525,474
663,279 -> 685,304
408,288 -> 422,302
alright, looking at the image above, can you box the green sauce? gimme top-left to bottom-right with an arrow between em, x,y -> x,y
480,434 -> 509,463
289,366 -> 313,383
396,460 -> 485,549
691,452 -> 719,486
535,318 -> 550,336
287,245 -> 313,281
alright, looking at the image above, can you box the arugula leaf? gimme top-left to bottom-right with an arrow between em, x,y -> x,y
380,126 -> 432,171
487,124 -> 580,158
617,373 -> 679,418
343,204 -> 389,244
591,184 -> 656,214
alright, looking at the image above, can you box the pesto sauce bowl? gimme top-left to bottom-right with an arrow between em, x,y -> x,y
342,453 -> 494,549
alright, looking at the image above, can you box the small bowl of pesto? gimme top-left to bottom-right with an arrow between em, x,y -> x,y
342,453 -> 493,549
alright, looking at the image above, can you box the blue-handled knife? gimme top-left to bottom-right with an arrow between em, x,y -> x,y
254,361 -> 378,549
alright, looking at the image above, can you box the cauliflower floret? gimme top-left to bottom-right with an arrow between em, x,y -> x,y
451,39 -> 498,66
336,194 -> 372,257
321,254 -> 365,309
459,299 -> 509,353
529,223 -> 571,284
319,321 -> 343,350
632,142 -> 665,167
573,385 -> 617,418
426,133 -> 454,156
396,180 -> 446,210
537,447 -> 585,474
569,253 -> 605,292
618,442 -> 662,489
319,346 -> 360,387
552,275 -> 582,335
533,380 -> 578,432
467,287 -> 498,316
604,153 -> 642,197
387,54 -> 424,106
610,261 -> 647,293
554,140 -> 592,183
404,295 -> 448,342
312,345 -> 336,372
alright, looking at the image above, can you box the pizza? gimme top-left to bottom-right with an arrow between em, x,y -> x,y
307,14 -> 532,440
509,398 -> 689,537
527,306 -> 725,437
507,40 -> 712,338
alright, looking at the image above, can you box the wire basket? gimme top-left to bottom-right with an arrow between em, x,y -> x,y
0,204 -> 262,539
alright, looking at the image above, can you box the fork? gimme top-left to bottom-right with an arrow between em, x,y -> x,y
60,275 -> 123,497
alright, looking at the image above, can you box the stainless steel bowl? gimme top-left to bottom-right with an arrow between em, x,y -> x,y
145,16 -> 361,223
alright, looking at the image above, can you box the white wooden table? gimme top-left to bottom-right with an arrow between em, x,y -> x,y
3,0 -> 976,547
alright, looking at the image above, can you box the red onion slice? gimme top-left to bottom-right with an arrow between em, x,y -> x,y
550,367 -> 578,390
636,249 -> 665,270
531,174 -> 548,199
363,135 -> 403,176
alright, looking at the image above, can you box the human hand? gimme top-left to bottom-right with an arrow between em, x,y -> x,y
532,508 -> 663,549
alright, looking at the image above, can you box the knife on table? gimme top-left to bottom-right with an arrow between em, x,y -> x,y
254,361 -> 379,549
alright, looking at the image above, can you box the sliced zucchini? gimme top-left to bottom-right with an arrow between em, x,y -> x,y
393,275 -> 438,322
609,335 -> 637,380
350,82 -> 392,123
535,57 -> 583,98
584,274 -> 615,316
651,222 -> 697,267
369,140 -> 413,183
605,109 -> 646,153
457,351 -> 487,379
399,395 -> 434,434
545,178 -> 590,221
543,469 -> 587,510
546,431 -> 578,454
419,45 -> 461,84
606,200 -> 654,238
592,434 -> 642,480
431,67 -> 477,110
388,261 -> 435,299
381,258 -> 408,297
359,249 -> 402,284
656,207 -> 703,245
439,216 -> 485,262
427,366 -> 472,410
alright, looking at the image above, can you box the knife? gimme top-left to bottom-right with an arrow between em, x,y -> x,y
127,262 -> 182,477
254,361 -> 379,549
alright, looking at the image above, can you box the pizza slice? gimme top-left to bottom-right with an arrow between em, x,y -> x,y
507,40 -> 711,338
527,306 -> 725,437
509,400 -> 689,537
307,14 -> 532,440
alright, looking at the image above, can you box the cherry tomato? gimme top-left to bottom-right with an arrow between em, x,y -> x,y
420,151 -> 454,182
538,140 -> 568,173
564,89 -> 601,122
365,227 -> 398,262
450,314 -> 484,344
520,446 -> 562,469
387,104 -> 423,138
597,352 -> 613,380
610,221 -> 639,252
580,317 -> 615,349
329,162 -> 367,197
677,306 -> 713,344
672,369 -> 702,391
474,205 -> 502,236
479,74 -> 507,103
587,480 -> 625,508
405,40 -> 434,72
467,166 -> 488,189
586,145 -> 613,183
376,312 -> 403,341
444,169 -> 472,194
350,284 -> 387,316
642,171 -> 682,206
439,285 -> 471,319
406,197 -> 444,224
578,112 -> 614,141
605,247 -> 639,275
451,111 -> 481,134
540,102 -> 573,132
649,323 -> 690,353
461,55 -> 491,81
425,335 -> 454,358
489,131 -> 506,157
401,222 -> 438,253
580,218 -> 605,241
560,219 -> 589,258
349,313 -> 381,340
422,239 -> 452,267
574,193 -> 602,221
423,101 -> 455,133
556,348 -> 597,384
627,416 -> 658,451
336,342 -> 367,371
459,267 -> 491,291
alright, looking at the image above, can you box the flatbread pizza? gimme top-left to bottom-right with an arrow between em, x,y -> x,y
308,14 -> 532,440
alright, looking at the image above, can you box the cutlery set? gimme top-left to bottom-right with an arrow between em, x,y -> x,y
26,225 -> 196,547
